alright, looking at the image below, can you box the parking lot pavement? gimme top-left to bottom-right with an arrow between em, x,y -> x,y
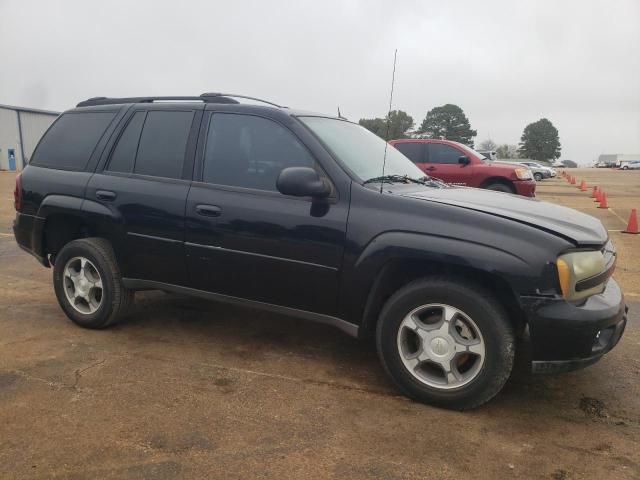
1,171 -> 639,479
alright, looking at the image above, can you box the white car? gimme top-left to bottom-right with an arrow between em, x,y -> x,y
621,161 -> 640,170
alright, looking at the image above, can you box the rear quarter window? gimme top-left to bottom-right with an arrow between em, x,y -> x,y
30,111 -> 116,170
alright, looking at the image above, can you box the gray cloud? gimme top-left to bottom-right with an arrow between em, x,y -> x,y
1,0 -> 638,163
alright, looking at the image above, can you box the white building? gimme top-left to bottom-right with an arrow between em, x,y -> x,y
0,104 -> 59,171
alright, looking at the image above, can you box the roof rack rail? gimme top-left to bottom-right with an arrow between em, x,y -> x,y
199,93 -> 284,108
76,93 -> 283,108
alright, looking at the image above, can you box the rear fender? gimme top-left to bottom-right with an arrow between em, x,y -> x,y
36,195 -> 125,262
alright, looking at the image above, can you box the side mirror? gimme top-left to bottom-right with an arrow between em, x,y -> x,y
458,156 -> 470,165
277,167 -> 331,198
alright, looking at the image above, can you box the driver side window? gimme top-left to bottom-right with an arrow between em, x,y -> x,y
202,113 -> 316,191
429,143 -> 462,164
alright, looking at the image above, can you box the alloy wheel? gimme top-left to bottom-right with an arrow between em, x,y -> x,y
396,303 -> 486,389
63,256 -> 103,314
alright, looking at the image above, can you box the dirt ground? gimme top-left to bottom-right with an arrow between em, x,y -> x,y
0,169 -> 638,480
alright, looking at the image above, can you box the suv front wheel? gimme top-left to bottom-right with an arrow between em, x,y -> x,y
376,278 -> 515,409
53,238 -> 133,329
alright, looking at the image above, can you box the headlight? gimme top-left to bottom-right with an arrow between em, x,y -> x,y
514,167 -> 533,180
556,250 -> 608,301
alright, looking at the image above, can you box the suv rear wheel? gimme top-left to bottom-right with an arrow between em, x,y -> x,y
53,238 -> 133,329
376,278 -> 515,409
533,172 -> 543,181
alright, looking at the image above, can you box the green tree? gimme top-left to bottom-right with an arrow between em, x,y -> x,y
478,139 -> 497,151
418,104 -> 477,146
358,110 -> 414,140
518,118 -> 561,161
495,144 -> 519,159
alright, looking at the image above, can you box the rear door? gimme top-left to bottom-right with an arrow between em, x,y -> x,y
426,142 -> 474,186
184,111 -> 349,315
393,142 -> 428,173
85,105 -> 203,285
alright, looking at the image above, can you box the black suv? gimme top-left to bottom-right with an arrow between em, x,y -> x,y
13,93 -> 628,409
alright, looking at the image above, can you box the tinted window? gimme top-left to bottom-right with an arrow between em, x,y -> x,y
429,143 -> 463,164
134,111 -> 194,179
107,112 -> 146,173
30,112 -> 116,170
394,142 -> 425,164
203,113 -> 315,191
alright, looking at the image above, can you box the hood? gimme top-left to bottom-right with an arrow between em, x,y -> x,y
478,160 -> 521,171
491,160 -> 521,168
400,186 -> 608,246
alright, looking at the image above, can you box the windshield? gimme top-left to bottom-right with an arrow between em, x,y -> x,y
298,116 -> 426,182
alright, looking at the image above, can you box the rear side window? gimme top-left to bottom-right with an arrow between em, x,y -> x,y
30,112 -> 116,170
429,143 -> 462,164
394,143 -> 425,164
134,111 -> 194,179
107,111 -> 146,173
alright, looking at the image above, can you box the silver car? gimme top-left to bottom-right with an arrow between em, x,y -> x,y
519,161 -> 556,181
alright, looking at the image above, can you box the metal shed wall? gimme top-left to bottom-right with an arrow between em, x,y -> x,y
18,111 -> 59,164
0,107 -> 22,170
0,105 -> 59,171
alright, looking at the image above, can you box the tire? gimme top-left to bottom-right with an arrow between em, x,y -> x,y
376,277 -> 515,410
622,166 -> 628,170
53,238 -> 133,329
485,182 -> 514,193
534,173 -> 543,181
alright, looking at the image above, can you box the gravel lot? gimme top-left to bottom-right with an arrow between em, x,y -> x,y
0,169 -> 638,479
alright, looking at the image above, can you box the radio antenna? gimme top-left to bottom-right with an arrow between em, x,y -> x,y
380,49 -> 398,194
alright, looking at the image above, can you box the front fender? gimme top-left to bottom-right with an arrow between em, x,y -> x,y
354,231 -> 531,275
340,230 -> 549,327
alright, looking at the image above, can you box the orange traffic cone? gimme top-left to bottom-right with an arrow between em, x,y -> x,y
598,192 -> 608,209
571,176 -> 576,185
623,209 -> 639,234
579,180 -> 587,191
594,189 -> 602,202
591,186 -> 598,198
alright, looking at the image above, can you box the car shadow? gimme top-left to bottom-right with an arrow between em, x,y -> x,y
113,290 -> 610,410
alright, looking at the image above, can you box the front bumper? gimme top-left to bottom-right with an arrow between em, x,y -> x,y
520,278 -> 627,374
513,179 -> 536,197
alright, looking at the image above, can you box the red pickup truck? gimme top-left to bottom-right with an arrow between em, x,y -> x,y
390,139 -> 536,197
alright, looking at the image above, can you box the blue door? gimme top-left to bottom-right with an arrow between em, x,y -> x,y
8,149 -> 16,171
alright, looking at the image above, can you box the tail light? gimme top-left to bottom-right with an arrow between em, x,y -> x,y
14,173 -> 22,211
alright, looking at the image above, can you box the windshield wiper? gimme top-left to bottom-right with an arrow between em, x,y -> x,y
363,174 -> 431,185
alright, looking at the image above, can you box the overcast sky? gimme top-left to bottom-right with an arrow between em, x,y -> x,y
1,0 -> 638,163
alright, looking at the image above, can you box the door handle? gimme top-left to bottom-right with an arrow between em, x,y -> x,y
96,190 -> 117,201
195,204 -> 222,217
425,166 -> 436,172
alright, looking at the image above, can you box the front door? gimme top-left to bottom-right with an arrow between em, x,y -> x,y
86,107 -> 202,285
185,112 -> 348,316
426,142 -> 473,186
